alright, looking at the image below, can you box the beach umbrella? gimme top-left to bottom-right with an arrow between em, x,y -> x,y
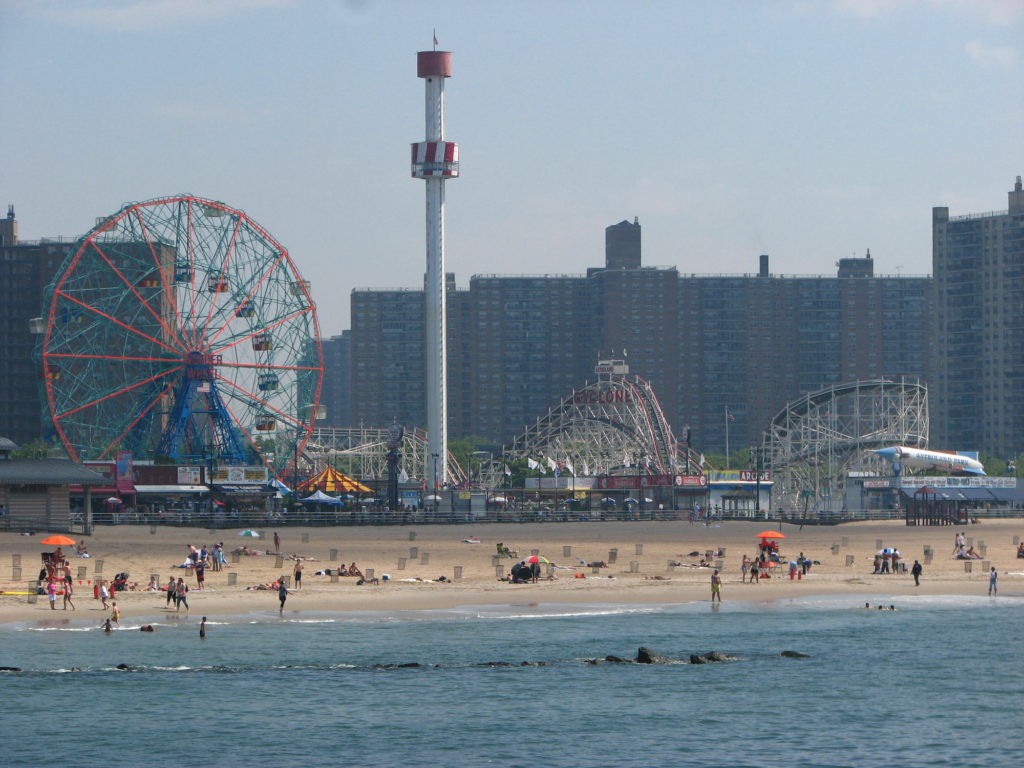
527,555 -> 551,564
39,534 -> 77,546
755,531 -> 785,539
238,529 -> 260,538
624,497 -> 639,504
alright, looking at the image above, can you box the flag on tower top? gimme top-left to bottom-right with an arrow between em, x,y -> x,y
433,30 -> 438,48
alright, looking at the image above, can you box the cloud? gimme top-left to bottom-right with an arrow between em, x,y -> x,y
965,40 -> 1018,68
32,0 -> 293,32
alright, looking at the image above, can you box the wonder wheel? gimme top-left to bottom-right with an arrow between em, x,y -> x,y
39,195 -> 323,476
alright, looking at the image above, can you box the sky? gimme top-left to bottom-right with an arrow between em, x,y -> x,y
2,0 -> 1021,336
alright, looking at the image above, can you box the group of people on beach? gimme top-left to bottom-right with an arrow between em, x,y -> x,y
163,576 -> 190,613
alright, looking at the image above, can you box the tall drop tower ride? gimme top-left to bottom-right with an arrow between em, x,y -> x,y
411,47 -> 459,487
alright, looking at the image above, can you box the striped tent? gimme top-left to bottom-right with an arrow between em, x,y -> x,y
297,467 -> 371,494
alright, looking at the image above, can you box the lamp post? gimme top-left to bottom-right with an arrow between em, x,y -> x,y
638,450 -> 645,519
431,453 -> 439,513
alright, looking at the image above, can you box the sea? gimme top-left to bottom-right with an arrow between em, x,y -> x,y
1,593 -> 1021,768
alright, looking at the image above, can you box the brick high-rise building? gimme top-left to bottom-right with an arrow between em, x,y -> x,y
932,176 -> 1024,458
348,218 -> 933,456
0,207 -> 71,446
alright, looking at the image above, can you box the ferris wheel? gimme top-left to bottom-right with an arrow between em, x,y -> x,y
39,194 -> 323,476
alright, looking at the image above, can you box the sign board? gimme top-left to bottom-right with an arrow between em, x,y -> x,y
211,466 -> 268,484
177,466 -> 202,485
115,452 -> 134,493
739,470 -> 771,482
675,474 -> 708,487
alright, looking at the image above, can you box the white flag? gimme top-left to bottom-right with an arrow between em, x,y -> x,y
503,464 -> 512,476
399,469 -> 409,483
546,456 -> 556,471
582,461 -> 590,476
623,454 -> 631,468
699,453 -> 706,467
527,458 -> 540,471
565,460 -> 575,475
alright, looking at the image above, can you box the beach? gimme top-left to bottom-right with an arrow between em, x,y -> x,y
2,518 -> 1020,622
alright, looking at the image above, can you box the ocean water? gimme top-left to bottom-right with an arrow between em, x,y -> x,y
1,594 -> 1021,768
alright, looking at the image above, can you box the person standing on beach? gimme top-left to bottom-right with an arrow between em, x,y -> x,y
749,559 -> 759,583
911,560 -> 922,587
175,577 -> 189,613
278,578 -> 289,615
63,580 -> 76,610
195,560 -> 205,590
711,570 -> 722,602
741,555 -> 750,583
111,601 -> 121,625
293,560 -> 303,590
274,531 -> 281,553
199,617 -> 207,638
46,579 -> 58,610
99,579 -> 110,609
988,567 -> 998,596
165,575 -> 176,607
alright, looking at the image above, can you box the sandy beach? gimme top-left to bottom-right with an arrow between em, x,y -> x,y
2,518 -> 1021,623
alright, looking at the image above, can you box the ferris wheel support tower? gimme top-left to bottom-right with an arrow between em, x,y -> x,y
411,46 -> 459,487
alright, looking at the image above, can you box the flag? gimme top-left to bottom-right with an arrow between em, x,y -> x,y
433,30 -> 438,47
623,453 -> 631,468
546,456 -> 556,471
503,464 -> 512,476
197,382 -> 211,393
565,460 -> 575,475
582,461 -> 590,476
726,407 -> 735,422
398,469 -> 409,483
527,458 -> 540,471
699,453 -> 706,467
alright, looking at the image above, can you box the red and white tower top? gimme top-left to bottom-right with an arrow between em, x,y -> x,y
411,52 -> 460,179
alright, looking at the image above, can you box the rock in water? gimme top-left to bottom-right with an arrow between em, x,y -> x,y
605,655 -> 630,663
636,647 -> 674,664
781,650 -> 810,658
689,651 -> 736,664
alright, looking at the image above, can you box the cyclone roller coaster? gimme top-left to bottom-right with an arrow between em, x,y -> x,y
762,377 -> 929,513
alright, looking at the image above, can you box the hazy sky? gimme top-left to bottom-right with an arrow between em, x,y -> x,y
2,0 -> 1021,336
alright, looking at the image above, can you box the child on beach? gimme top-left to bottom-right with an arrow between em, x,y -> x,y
63,581 -> 75,611
46,579 -> 58,610
111,602 -> 121,624
99,580 -> 110,609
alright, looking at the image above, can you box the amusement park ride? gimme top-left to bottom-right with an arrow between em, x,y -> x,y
35,194 -> 934,510
38,195 -> 324,478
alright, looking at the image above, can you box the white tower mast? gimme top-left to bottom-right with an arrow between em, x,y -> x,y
411,46 -> 459,488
